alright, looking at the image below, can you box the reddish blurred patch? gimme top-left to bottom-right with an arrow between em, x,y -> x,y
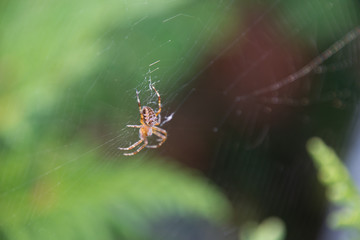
161,10 -> 313,170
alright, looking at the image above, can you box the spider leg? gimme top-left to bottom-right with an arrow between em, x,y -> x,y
146,129 -> 167,149
123,138 -> 148,156
127,125 -> 141,128
150,84 -> 161,117
152,126 -> 167,136
118,138 -> 143,151
136,89 -> 145,125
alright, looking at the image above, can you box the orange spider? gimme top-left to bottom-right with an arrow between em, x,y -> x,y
118,85 -> 167,156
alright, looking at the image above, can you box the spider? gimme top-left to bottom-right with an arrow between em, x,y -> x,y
118,84 -> 167,156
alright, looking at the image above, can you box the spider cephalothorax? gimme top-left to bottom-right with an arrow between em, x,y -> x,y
118,84 -> 167,156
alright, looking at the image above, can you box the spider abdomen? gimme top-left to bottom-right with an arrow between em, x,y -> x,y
142,106 -> 157,126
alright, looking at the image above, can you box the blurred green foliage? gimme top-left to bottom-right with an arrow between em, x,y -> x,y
240,217 -> 286,240
0,144 -> 231,239
307,138 -> 360,234
279,0 -> 359,44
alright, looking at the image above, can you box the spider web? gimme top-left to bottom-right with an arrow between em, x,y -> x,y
1,0 -> 360,240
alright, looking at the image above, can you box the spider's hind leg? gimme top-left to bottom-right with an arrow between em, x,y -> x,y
123,139 -> 148,156
146,130 -> 167,149
118,139 -> 143,151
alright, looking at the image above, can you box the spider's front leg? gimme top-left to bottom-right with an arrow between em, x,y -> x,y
150,84 -> 162,117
